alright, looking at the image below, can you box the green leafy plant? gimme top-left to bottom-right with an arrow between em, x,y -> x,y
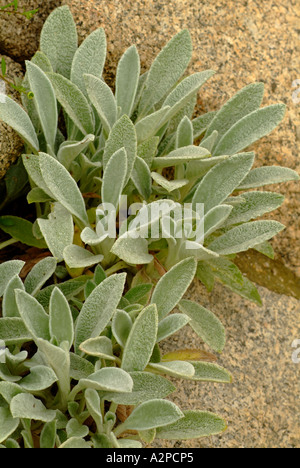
0,257 -> 230,447
0,5 -> 299,447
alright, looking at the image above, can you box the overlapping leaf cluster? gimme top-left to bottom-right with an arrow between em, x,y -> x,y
0,5 -> 298,448
0,257 -> 229,448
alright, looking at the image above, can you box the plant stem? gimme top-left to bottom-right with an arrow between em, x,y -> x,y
0,237 -> 18,250
109,402 -> 118,414
113,422 -> 126,438
104,261 -> 128,276
68,383 -> 82,402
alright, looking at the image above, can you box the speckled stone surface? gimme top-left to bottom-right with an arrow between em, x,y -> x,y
153,280 -> 300,448
65,0 -> 300,276
0,56 -> 24,179
0,0 -> 63,61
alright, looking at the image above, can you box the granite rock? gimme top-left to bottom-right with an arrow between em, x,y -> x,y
153,280 -> 300,448
0,55 -> 24,179
0,0 -> 63,62
65,0 -> 300,276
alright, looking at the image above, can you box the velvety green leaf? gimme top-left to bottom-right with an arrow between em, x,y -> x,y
66,419 -> 89,439
0,407 -> 19,443
204,205 -> 233,236
139,30 -> 192,114
94,265 -> 107,285
196,262 -> 215,292
149,361 -> 195,379
102,148 -> 127,207
111,310 -> 132,348
200,130 -> 219,152
138,428 -> 156,444
238,166 -> 300,189
40,5 -> 78,78
192,152 -> 255,213
0,216 -> 46,249
80,368 -> 133,392
0,318 -> 32,345
19,365 -> 58,391
101,372 -> 175,405
124,284 -> 153,304
57,134 -> 95,169
49,287 -> 74,349
71,28 -> 106,95
179,300 -> 225,353
157,314 -> 190,342
22,154 -> 54,198
79,336 -> 116,361
137,136 -> 159,167
131,156 -> 152,199
223,191 -> 284,226
69,353 -> 94,380
118,440 -> 143,448
22,52 -> 53,130
48,72 -> 94,135
152,145 -> 210,169
84,74 -> 117,135
59,437 -> 91,449
0,261 -> 24,298
135,107 -> 171,142
121,399 -> 183,431
10,393 -> 56,422
0,96 -> 39,151
63,245 -> 103,269
121,304 -> 158,372
208,257 -> 244,285
151,172 -> 188,193
187,362 -> 232,383
192,111 -> 217,139
208,220 -> 285,255
37,338 -> 70,399
74,273 -> 126,353
176,115 -> 193,148
38,204 -> 74,262
209,259 -> 262,305
103,115 -> 137,185
156,410 -> 227,439
85,389 -> 103,431
111,236 -> 153,265
206,82 -> 265,142
38,153 -> 89,225
163,71 -> 215,124
26,61 -> 58,151
116,45 -> 140,117
24,257 -> 57,296
2,275 -> 24,318
0,382 -> 25,405
214,104 -> 286,156
15,290 -> 50,341
40,420 -> 57,449
185,155 -> 229,181
254,241 -> 275,259
35,275 -> 90,309
151,257 -> 197,320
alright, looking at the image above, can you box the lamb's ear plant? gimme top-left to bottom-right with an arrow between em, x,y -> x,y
0,257 -> 230,448
0,5 -> 299,447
